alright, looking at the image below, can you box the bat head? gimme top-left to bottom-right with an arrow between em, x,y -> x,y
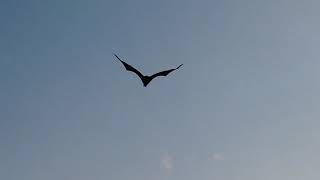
142,76 -> 152,87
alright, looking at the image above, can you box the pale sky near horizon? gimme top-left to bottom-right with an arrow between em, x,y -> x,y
1,0 -> 320,180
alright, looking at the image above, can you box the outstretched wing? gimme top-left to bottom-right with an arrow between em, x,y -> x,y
114,53 -> 144,80
150,64 -> 183,80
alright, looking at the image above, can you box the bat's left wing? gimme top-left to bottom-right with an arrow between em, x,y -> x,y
113,53 -> 145,81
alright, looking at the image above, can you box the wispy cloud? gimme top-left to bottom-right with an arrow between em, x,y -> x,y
211,153 -> 224,160
161,154 -> 173,175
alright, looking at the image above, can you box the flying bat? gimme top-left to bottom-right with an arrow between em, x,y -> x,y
114,53 -> 183,87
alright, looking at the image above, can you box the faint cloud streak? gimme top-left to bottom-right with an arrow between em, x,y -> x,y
161,154 -> 173,175
211,153 -> 224,160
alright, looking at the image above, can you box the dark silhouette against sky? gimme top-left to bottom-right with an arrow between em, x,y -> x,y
1,1 -> 320,180
114,53 -> 183,87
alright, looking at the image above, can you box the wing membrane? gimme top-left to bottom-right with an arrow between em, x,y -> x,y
114,54 -> 144,80
150,64 -> 183,80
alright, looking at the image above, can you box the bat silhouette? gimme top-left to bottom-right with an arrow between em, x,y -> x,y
114,53 -> 183,87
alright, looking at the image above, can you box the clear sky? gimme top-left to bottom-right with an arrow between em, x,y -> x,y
1,0 -> 320,179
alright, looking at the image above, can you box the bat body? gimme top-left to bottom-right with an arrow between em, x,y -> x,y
114,53 -> 183,87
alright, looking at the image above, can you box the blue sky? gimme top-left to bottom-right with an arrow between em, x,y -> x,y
1,0 -> 320,179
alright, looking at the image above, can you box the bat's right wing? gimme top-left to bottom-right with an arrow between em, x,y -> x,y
150,64 -> 183,80
113,53 -> 144,80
